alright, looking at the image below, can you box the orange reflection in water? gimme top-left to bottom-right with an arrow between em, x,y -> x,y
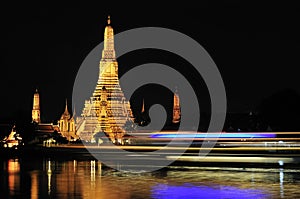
3,158 -> 298,198
31,171 -> 38,199
44,160 -> 133,199
7,159 -> 20,197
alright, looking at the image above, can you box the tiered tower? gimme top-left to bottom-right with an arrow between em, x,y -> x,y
172,87 -> 181,124
32,89 -> 41,123
77,16 -> 134,142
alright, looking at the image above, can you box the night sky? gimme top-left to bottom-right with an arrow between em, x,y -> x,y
0,2 -> 299,123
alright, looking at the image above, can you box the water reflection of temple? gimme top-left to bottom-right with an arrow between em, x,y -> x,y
7,159 -> 20,196
1,158 -> 299,198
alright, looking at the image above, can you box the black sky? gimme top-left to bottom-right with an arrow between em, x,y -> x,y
0,2 -> 299,122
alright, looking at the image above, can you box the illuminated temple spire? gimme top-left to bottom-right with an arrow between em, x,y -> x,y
72,104 -> 76,119
96,15 -> 118,91
101,15 -> 116,62
107,15 -> 111,25
58,99 -> 76,141
77,16 -> 134,143
141,99 -> 145,113
63,99 -> 70,117
32,89 -> 41,123
172,87 -> 181,124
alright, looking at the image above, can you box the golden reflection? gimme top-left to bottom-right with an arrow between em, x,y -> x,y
98,161 -> 102,176
7,158 -> 297,198
30,171 -> 38,199
91,160 -> 96,188
7,159 -> 20,196
280,168 -> 284,198
73,160 -> 77,173
1,157 -> 300,198
47,160 -> 52,195
7,159 -> 20,173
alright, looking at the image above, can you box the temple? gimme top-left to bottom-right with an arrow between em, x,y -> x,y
30,89 -> 60,144
172,87 -> 181,124
58,100 -> 77,141
76,16 -> 134,143
138,98 -> 150,126
32,89 -> 41,123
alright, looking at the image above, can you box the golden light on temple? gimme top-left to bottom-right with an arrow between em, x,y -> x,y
172,87 -> 181,124
76,16 -> 134,143
107,15 -> 111,25
58,99 -> 76,141
141,98 -> 145,113
32,89 -> 41,123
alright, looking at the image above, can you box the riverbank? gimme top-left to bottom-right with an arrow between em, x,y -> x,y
1,143 -> 300,169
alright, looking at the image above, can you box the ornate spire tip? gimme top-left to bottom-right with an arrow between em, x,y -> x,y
65,98 -> 68,110
107,15 -> 111,25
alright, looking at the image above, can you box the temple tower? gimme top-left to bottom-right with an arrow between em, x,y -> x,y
141,99 -> 145,114
32,89 -> 41,123
58,99 -> 76,141
139,98 -> 150,126
94,15 -> 119,94
94,86 -> 112,135
77,16 -> 134,142
172,87 -> 181,124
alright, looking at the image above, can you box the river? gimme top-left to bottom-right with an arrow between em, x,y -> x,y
1,157 -> 300,198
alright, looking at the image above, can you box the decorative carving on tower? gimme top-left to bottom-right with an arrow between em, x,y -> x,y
94,87 -> 112,135
172,87 -> 181,124
32,89 -> 41,123
76,16 -> 134,142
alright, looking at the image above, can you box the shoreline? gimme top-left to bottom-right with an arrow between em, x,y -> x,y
1,143 -> 300,169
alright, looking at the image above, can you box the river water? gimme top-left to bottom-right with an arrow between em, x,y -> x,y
1,157 -> 300,198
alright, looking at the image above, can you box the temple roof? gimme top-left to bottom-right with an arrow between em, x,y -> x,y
35,123 -> 56,134
61,99 -> 71,120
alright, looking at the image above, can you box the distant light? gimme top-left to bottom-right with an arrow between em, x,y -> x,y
150,133 -> 276,139
278,160 -> 284,166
